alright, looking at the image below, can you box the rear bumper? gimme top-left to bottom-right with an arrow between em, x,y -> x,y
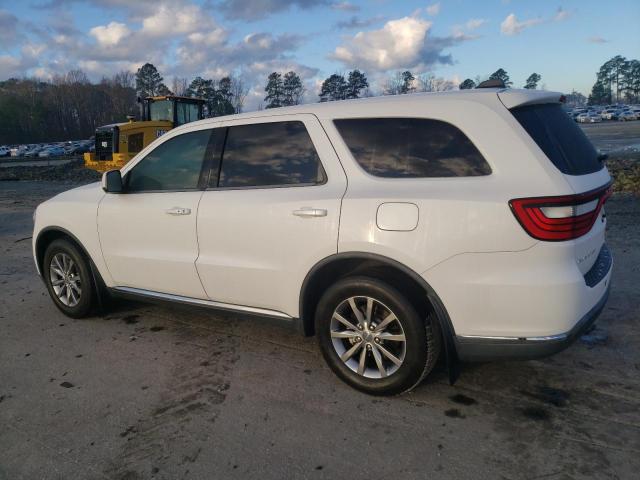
455,282 -> 610,361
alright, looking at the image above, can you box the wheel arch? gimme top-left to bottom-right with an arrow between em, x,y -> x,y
36,227 -> 92,275
299,252 -> 460,383
35,226 -> 108,310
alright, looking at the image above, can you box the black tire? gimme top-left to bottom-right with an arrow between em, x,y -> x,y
315,276 -> 441,395
43,238 -> 95,318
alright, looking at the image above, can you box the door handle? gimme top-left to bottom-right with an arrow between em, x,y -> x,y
292,207 -> 327,218
165,207 -> 191,216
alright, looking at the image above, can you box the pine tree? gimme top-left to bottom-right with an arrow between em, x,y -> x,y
588,79 -> 609,105
282,71 -> 304,106
264,72 -> 285,109
345,70 -> 369,99
489,68 -> 512,87
210,77 -> 235,116
459,78 -> 476,89
319,74 -> 347,102
400,71 -> 415,94
135,63 -> 165,98
524,73 -> 542,89
186,76 -> 215,115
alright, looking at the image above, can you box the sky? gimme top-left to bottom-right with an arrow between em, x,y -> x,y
1,0 -> 638,110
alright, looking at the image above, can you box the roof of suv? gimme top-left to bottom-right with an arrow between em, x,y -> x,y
181,88 -> 564,129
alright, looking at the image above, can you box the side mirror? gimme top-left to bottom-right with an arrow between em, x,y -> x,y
102,170 -> 123,193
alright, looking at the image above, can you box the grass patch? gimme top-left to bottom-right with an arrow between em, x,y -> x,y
607,151 -> 640,196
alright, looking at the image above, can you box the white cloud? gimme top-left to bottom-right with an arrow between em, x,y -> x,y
587,36 -> 608,44
141,4 -> 206,36
332,17 -> 432,70
90,22 -> 131,47
426,3 -> 440,16
452,18 -> 486,39
553,7 -> 571,22
465,18 -> 486,30
500,13 -> 543,35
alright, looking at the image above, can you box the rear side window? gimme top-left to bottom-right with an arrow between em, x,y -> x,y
218,121 -> 326,188
334,118 -> 491,178
510,103 -> 602,175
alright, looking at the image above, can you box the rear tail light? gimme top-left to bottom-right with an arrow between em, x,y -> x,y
509,183 -> 612,241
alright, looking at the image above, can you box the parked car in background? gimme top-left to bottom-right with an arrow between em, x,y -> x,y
601,109 -> 619,120
33,88 -> 613,395
0,146 -> 10,157
38,146 -> 66,157
24,146 -> 44,157
618,110 -> 637,121
577,112 -> 602,123
571,108 -> 587,120
10,146 -> 27,157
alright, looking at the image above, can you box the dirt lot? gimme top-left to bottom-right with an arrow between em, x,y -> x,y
580,121 -> 640,154
1,130 -> 639,479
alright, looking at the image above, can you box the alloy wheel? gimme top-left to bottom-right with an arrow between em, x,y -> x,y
330,296 -> 406,379
49,252 -> 82,307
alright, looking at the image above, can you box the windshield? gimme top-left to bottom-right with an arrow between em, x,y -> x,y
511,103 -> 602,175
149,100 -> 173,122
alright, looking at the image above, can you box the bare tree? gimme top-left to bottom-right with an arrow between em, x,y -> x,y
171,76 -> 189,96
230,74 -> 249,113
416,73 -> 455,92
383,71 -> 404,95
112,70 -> 135,89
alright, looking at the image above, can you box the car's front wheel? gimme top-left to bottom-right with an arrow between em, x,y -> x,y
43,238 -> 95,318
316,277 -> 441,395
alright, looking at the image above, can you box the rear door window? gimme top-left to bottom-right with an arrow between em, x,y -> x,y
334,118 -> 491,178
510,103 -> 602,175
217,121 -> 326,188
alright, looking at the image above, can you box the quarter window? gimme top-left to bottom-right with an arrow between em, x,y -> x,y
217,121 -> 326,188
126,129 -> 212,192
510,103 -> 601,175
334,118 -> 491,178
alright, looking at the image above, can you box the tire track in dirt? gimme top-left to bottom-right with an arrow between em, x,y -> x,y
106,311 -> 241,480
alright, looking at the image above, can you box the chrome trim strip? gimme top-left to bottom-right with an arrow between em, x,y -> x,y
113,287 -> 293,320
456,333 -> 568,343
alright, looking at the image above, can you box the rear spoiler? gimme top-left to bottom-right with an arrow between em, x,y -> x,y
497,89 -> 564,109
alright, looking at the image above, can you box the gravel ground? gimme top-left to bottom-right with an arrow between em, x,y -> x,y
0,158 -> 100,183
0,177 -> 639,479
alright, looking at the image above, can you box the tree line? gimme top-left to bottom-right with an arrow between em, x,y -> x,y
588,55 -> 640,105
2,55 -> 637,144
0,70 -> 136,144
458,69 -> 542,90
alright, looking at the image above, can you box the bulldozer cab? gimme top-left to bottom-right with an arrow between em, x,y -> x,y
143,96 -> 204,126
84,95 -> 205,172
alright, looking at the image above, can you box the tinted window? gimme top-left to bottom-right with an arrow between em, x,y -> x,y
334,118 -> 491,178
511,103 -> 601,175
126,129 -> 212,192
218,121 -> 326,188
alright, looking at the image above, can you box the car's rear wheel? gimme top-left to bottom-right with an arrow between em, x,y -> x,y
43,238 -> 95,318
316,276 -> 441,395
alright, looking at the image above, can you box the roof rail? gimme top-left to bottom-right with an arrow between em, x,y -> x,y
476,79 -> 506,89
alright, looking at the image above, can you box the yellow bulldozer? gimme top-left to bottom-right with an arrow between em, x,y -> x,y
84,95 -> 205,172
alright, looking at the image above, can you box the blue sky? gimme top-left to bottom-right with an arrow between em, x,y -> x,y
1,0 -> 638,109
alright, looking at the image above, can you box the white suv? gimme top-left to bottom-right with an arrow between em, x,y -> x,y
33,88 -> 612,395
